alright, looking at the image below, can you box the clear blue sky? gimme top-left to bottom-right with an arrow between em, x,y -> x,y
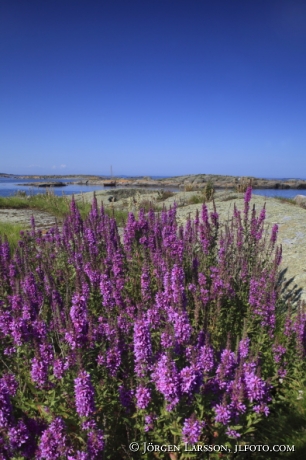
1,0 -> 306,178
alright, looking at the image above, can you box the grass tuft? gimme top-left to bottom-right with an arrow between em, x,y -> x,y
0,222 -> 25,251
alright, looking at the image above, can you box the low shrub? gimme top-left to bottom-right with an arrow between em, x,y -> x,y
221,194 -> 239,202
156,190 -> 175,201
187,194 -> 204,205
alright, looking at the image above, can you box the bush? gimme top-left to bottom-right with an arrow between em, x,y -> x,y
156,190 -> 175,202
187,194 -> 204,205
0,189 -> 305,459
203,180 -> 215,201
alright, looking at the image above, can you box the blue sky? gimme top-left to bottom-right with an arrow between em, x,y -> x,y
1,0 -> 306,178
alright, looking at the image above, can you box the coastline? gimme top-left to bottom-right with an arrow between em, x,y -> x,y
2,172 -> 306,190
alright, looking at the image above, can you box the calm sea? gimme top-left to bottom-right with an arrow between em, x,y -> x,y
0,177 -> 306,199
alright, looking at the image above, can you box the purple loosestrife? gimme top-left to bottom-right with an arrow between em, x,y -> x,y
0,379 -> 13,429
22,273 -> 42,318
226,428 -> 241,439
170,264 -> 186,306
133,318 -> 152,378
161,329 -> 175,349
182,417 -> 205,443
84,263 -> 101,288
69,197 -> 83,235
89,193 -> 99,221
135,385 -> 151,409
152,354 -> 181,411
256,205 -> 266,240
270,224 -> 278,245
69,293 -> 89,346
199,208 -> 211,254
167,307 -> 191,345
216,349 -> 237,390
99,273 -> 115,309
180,365 -> 200,395
244,186 -> 252,221
38,417 -> 70,459
228,370 -> 246,418
84,228 -> 98,255
198,273 -> 210,306
238,337 -> 250,359
8,420 -> 29,450
53,359 -> 65,380
74,371 -> 96,418
0,310 -> 12,337
141,266 -> 151,303
196,344 -> 214,373
68,452 -> 89,460
123,213 -> 137,256
105,340 -> 122,376
87,429 -> 104,459
1,374 -> 18,396
249,275 -> 276,331
31,357 -> 48,388
118,385 -> 134,412
272,344 -> 286,364
1,239 -> 10,263
214,403 -> 232,425
144,414 -> 157,432
243,364 -> 270,405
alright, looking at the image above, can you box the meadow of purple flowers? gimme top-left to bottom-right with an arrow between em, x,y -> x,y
0,187 -> 305,459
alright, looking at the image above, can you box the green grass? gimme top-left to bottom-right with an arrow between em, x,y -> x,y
273,196 -> 298,206
104,207 -> 129,226
1,192 -> 132,224
187,193 -> 205,205
0,193 -> 71,217
0,222 -> 25,251
221,194 -> 239,201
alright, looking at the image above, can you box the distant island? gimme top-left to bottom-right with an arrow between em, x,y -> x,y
2,172 -> 306,190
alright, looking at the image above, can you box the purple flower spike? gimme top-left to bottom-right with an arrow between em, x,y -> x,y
70,293 -> 89,346
31,357 -> 48,388
270,224 -> 278,245
133,319 -> 152,378
182,417 -> 205,443
38,417 -> 70,459
0,379 -> 13,429
74,371 -> 96,418
9,420 -> 29,449
87,429 -> 104,459
214,403 -> 231,425
135,385 -> 151,409
152,354 -> 181,411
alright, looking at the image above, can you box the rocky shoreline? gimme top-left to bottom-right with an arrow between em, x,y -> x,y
74,174 -> 306,189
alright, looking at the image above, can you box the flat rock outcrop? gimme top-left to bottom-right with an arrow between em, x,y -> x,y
294,195 -> 306,206
18,181 -> 67,187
